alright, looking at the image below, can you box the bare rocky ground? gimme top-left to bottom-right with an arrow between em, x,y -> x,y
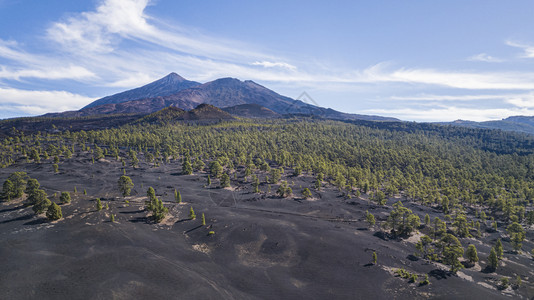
1,152 -> 533,299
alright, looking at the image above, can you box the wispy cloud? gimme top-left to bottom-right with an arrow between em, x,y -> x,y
359,64 -> 534,90
47,0 -> 152,54
0,65 -> 96,80
467,53 -> 503,62
252,61 -> 297,71
46,0 -> 272,62
506,40 -> 534,58
0,41 -> 97,81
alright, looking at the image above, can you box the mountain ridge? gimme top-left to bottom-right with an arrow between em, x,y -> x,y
76,73 -> 398,122
442,115 -> 534,135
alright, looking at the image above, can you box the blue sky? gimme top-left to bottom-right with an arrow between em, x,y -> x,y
1,0 -> 534,121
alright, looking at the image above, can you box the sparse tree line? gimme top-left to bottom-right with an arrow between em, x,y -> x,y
1,172 -> 65,220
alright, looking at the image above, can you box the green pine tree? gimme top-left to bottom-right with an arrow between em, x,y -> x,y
488,247 -> 498,271
96,198 -> 102,211
46,202 -> 62,221
182,156 -> 193,175
189,206 -> 196,220
495,239 -> 503,258
220,173 -> 231,188
466,244 -> 479,264
118,175 -> 134,197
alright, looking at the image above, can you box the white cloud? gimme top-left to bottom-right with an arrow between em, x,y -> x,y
467,53 -> 503,62
252,61 -> 297,71
0,87 -> 95,115
506,40 -> 534,58
505,94 -> 534,108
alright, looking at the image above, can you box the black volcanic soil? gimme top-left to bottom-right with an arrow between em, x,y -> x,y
1,152 -> 533,299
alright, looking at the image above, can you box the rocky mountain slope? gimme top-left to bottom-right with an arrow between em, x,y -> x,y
83,73 -> 201,109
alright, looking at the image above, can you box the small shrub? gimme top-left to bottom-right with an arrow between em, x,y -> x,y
513,275 -> 522,289
302,188 -> 312,199
60,191 -> 71,204
419,274 -> 430,286
208,231 -> 215,235
499,277 -> 509,290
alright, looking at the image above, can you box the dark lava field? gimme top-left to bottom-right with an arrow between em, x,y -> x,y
1,150 -> 533,299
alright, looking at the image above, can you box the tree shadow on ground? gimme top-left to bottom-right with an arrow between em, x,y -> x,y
120,210 -> 142,215
0,206 -> 24,214
428,269 -> 452,280
129,216 -> 148,223
481,266 -> 496,274
0,214 -> 33,224
24,217 -> 47,226
184,225 -> 203,234
175,219 -> 191,223
373,231 -> 389,241
461,261 -> 475,269
407,254 -> 419,262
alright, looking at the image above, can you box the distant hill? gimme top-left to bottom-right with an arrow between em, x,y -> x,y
136,104 -> 234,124
83,73 -> 201,109
76,74 -> 397,122
444,116 -> 534,135
136,106 -> 185,124
221,104 -> 280,118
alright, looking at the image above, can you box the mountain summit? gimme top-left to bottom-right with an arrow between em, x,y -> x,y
83,73 -> 201,109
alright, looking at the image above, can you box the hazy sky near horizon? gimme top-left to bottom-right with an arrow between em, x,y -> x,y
1,0 -> 534,121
